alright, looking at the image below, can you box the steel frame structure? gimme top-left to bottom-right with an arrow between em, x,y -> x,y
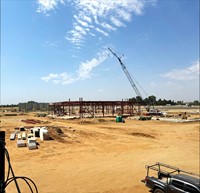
49,100 -> 141,118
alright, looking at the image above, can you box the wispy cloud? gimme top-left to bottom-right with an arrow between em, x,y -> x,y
36,0 -> 65,15
41,72 -> 76,84
36,0 -> 157,47
66,0 -> 156,46
161,60 -> 200,81
41,50 -> 109,84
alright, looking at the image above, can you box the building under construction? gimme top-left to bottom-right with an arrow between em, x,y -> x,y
49,98 -> 141,118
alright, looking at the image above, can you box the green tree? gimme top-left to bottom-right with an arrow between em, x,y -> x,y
129,97 -> 137,103
148,95 -> 156,106
136,96 -> 143,103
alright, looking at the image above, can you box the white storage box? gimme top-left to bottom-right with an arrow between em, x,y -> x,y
27,133 -> 34,138
22,132 -> 26,140
18,133 -> 22,140
10,133 -> 16,140
28,137 -> 36,144
17,140 -> 26,147
28,142 -> 37,150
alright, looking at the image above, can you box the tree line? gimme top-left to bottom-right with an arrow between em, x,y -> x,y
0,104 -> 18,107
129,95 -> 200,106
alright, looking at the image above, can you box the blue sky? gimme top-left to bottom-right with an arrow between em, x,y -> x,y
1,0 -> 199,104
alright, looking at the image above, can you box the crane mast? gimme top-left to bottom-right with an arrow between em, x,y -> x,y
108,48 -> 143,99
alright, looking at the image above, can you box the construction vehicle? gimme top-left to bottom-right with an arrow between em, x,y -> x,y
141,162 -> 200,193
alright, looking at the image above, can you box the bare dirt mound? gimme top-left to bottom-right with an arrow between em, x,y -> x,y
48,127 -> 67,143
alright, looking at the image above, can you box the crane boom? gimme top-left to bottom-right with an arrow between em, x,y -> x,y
108,48 -> 143,99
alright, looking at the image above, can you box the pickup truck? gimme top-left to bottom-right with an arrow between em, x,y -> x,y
141,162 -> 200,193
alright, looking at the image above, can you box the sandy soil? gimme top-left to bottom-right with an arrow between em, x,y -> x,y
0,112 -> 199,193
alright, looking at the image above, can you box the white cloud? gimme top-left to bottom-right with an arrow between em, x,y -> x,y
78,50 -> 108,79
100,22 -> 116,31
41,72 -> 76,84
95,27 -> 109,36
41,50 -> 109,84
66,0 -> 153,46
162,60 -> 200,81
36,0 -> 65,15
74,15 -> 90,27
110,17 -> 126,27
41,73 -> 59,81
116,9 -> 132,22
37,0 -> 157,47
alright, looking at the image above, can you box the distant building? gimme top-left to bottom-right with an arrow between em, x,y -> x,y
18,101 -> 49,111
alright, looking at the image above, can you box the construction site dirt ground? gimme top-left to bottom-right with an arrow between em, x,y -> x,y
0,110 -> 199,193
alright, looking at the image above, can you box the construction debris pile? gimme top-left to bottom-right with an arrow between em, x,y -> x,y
10,126 -> 50,150
9,126 -> 67,150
